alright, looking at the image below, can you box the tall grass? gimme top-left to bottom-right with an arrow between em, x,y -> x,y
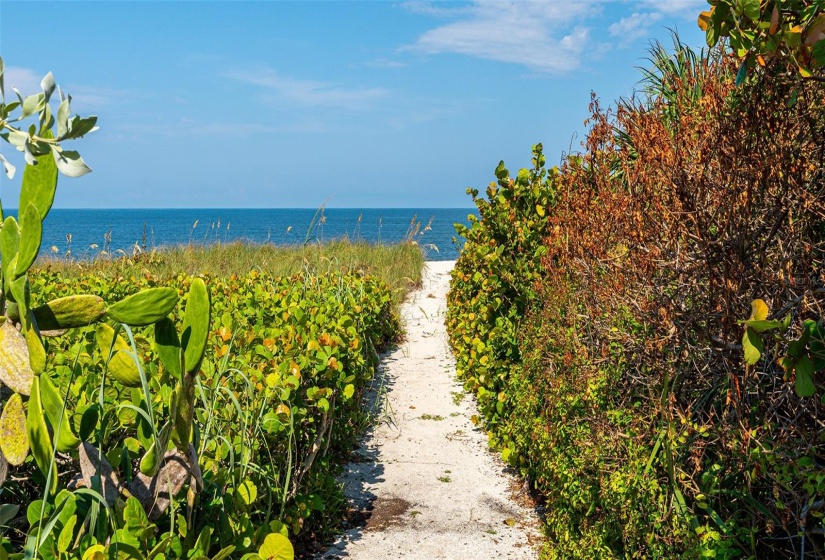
35,240 -> 425,304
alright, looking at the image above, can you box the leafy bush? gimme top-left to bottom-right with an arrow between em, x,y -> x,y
448,37 -> 825,558
446,144 -> 556,454
0,268 -> 398,557
0,59 -> 402,559
698,0 -> 825,80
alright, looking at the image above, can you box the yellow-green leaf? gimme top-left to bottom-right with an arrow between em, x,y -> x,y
743,327 -> 764,365
259,533 -> 294,560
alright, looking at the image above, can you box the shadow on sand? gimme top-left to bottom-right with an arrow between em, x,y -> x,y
314,349 -> 405,559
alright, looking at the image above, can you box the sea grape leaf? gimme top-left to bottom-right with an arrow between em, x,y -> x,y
743,327 -> 763,365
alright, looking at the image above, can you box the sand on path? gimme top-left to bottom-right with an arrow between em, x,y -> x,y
318,260 -> 541,559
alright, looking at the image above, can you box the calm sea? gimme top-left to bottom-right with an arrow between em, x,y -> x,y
5,208 -> 476,262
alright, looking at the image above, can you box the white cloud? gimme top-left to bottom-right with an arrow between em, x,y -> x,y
609,12 -> 664,44
365,58 -> 408,69
226,67 -> 389,110
406,0 -> 598,73
639,0 -> 705,16
403,0 -> 706,72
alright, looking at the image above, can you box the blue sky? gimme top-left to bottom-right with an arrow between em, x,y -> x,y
1,0 -> 707,209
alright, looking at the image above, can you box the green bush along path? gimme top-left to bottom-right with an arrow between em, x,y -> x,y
321,261 -> 541,560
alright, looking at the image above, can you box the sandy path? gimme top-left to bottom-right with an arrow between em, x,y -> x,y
319,261 -> 541,560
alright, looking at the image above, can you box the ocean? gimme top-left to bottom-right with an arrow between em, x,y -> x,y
4,208 -> 476,262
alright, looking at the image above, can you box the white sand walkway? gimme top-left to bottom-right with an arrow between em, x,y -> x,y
319,260 -> 541,559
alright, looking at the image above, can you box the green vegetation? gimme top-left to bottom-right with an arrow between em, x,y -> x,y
446,144 -> 555,452
36,241 -> 424,306
448,31 -> 825,559
0,59 -> 418,559
699,0 -> 825,80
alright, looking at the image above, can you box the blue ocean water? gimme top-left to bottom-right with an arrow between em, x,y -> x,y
6,208 -> 476,262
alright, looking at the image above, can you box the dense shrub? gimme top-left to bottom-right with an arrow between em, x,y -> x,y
446,144 -> 556,453
448,41 -> 825,557
1,268 -> 399,557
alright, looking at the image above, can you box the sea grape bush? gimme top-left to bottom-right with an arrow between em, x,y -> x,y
447,37 -> 824,558
0,60 -> 402,559
5,267 -> 398,557
698,0 -> 825,80
446,144 -> 555,456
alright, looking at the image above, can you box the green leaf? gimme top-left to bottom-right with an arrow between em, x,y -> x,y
795,355 -> 815,397
739,0 -> 761,21
56,98 -> 71,140
788,330 -> 811,358
743,327 -> 763,365
343,384 -> 355,400
0,393 -> 30,465
735,60 -> 748,86
21,93 -> 44,119
65,115 -> 98,139
123,496 -> 150,531
211,546 -> 237,560
79,404 -> 99,440
52,148 -> 92,177
40,72 -> 55,103
706,23 -> 719,47
745,319 -> 783,332
19,132 -> 58,221
812,39 -> 825,67
27,499 -> 50,526
57,515 -> 76,553
15,203 -> 42,277
0,504 -> 19,527
494,161 -> 509,181
259,533 -> 294,560
237,479 -> 257,506
193,525 -> 213,555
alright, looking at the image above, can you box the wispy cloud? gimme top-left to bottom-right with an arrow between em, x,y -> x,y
225,67 -> 389,110
405,1 -> 597,73
640,0 -> 705,16
364,58 -> 408,69
609,12 -> 664,45
3,66 -> 134,113
403,0 -> 705,73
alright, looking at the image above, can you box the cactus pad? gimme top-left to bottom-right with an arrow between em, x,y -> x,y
106,287 -> 179,326
32,295 -> 106,331
0,393 -> 29,466
181,278 -> 210,374
0,320 -> 33,395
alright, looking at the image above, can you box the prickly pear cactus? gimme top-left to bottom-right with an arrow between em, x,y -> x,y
0,57 -> 211,557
